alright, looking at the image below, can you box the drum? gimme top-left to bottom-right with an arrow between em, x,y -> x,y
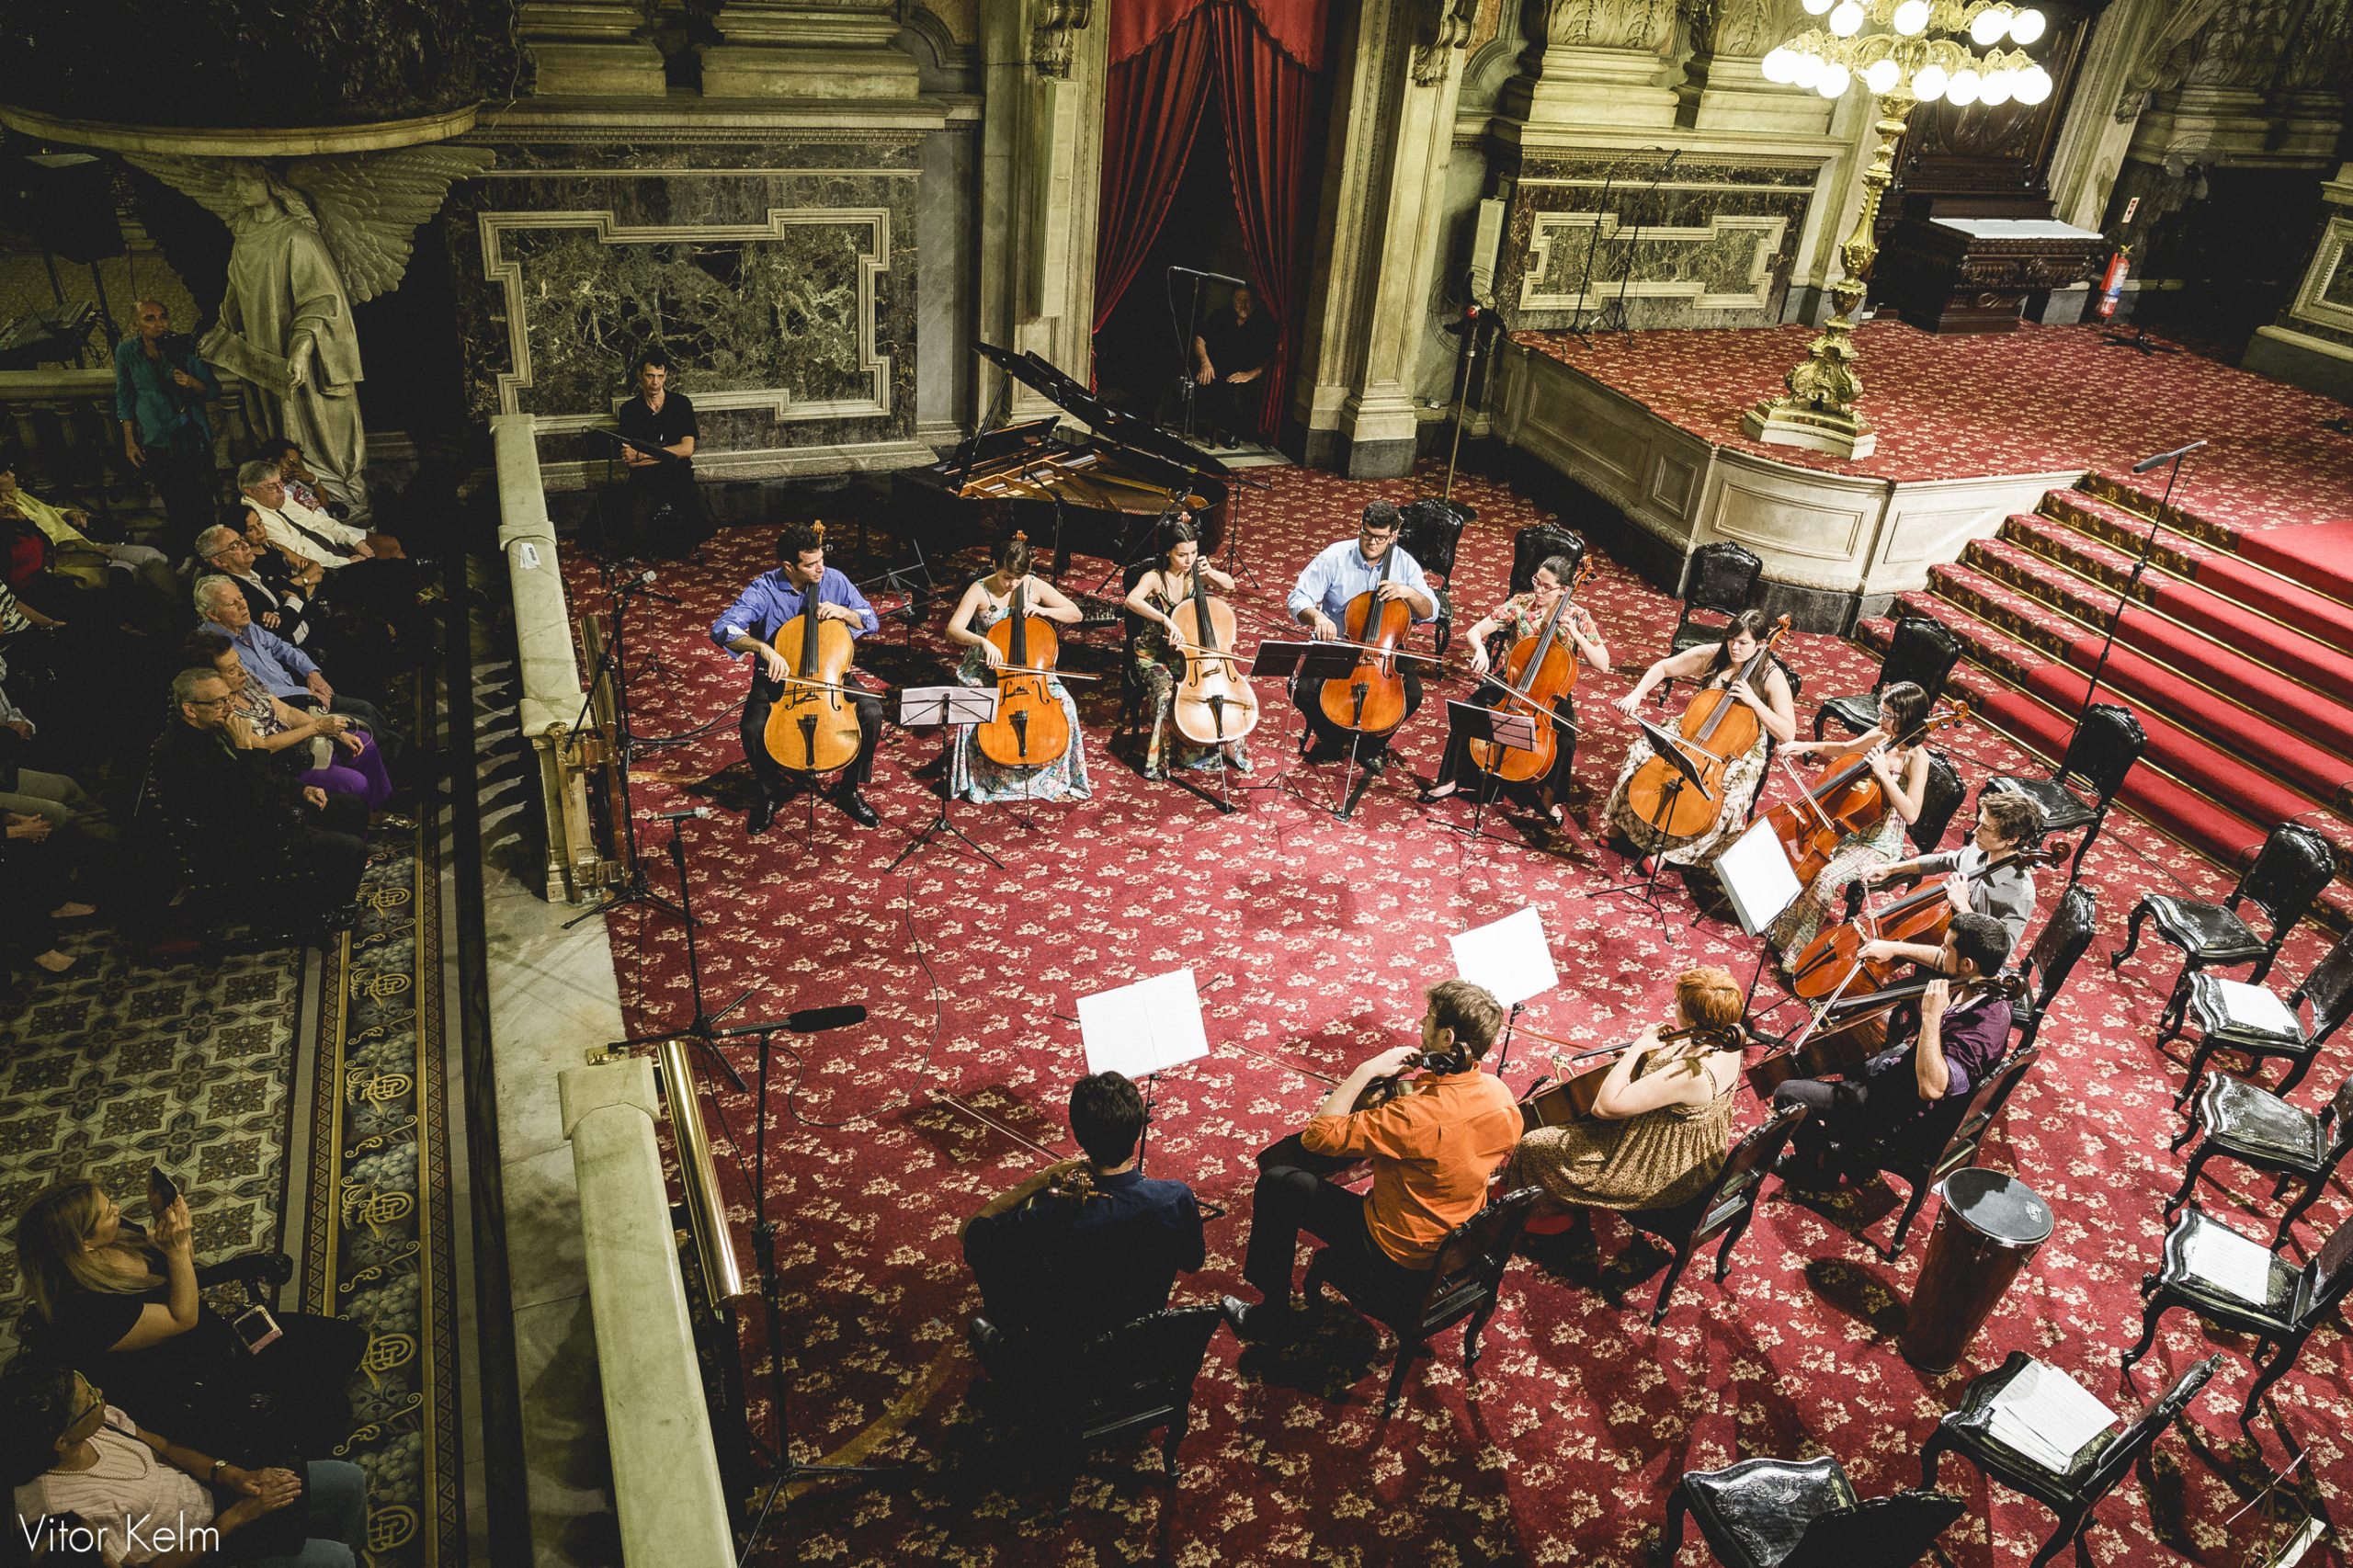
1900,1167 -> 2053,1374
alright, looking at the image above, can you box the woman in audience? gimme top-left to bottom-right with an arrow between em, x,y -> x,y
181,631 -> 396,815
12,1179 -> 367,1460
1506,966 -> 1746,1221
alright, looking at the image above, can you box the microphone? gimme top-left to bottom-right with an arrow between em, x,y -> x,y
1171,266 -> 1250,287
643,806 -> 711,822
787,1005 -> 867,1033
616,567 -> 658,588
2131,440 -> 2207,473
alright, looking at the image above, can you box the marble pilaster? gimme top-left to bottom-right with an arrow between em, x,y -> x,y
518,1 -> 668,97
1683,0 -> 1836,134
700,0 -> 923,100
1495,0 -> 1683,131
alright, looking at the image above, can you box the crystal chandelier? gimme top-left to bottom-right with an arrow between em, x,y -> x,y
1741,0 -> 2054,458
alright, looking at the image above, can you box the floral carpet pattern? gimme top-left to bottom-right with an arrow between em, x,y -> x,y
570,459 -> 2350,1566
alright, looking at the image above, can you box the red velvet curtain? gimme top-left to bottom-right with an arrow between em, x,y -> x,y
1092,12 -> 1215,339
1207,4 -> 1315,438
1108,0 -> 1324,69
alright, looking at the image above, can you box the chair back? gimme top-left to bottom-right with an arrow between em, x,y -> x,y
2233,822 -> 2337,937
1690,1103 -> 1806,1246
1784,1490 -> 1968,1568
1054,1304 -> 1222,1449
2293,929 -> 2353,1047
1920,1046 -> 2038,1180
1404,1187 -> 1540,1336
2057,703 -> 2145,802
2083,1354 -> 2220,1498
1680,540 -> 1762,616
1909,752 -> 1966,855
2317,1074 -> 2353,1164
2018,884 -> 2097,1049
1400,496 -> 1470,585
1880,615 -> 1963,709
2290,1210 -> 2353,1326
1508,522 -> 1584,594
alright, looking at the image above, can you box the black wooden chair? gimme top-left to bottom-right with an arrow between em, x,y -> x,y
1619,1103 -> 1806,1324
2111,820 -> 2338,1032
1924,1349 -> 2221,1567
979,1304 -> 1223,1485
2167,1072 -> 2353,1246
1304,1185 -> 1539,1417
1654,541 -> 1763,707
1847,1046 -> 2040,1259
1653,1455 -> 1963,1568
2015,883 -> 2099,1052
1509,522 -> 1586,594
1813,615 -> 1963,740
2154,925 -> 2353,1107
1908,751 -> 1965,855
2121,1207 -> 2353,1424
1982,703 -> 2146,875
1401,497 -> 1468,655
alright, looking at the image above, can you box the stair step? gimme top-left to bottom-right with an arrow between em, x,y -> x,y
1997,510 -> 2353,699
1962,535 -> 2353,765
1920,566 -> 2353,813
2079,470 -> 2245,551
2043,487 -> 2353,646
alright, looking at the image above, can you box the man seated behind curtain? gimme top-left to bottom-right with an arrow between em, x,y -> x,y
959,1071 -> 1205,1374
1191,281 -> 1278,447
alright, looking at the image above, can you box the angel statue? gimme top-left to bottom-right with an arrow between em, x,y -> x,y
127,146 -> 493,515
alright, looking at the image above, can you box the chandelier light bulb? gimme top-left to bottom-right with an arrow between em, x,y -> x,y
1946,67 -> 1984,105
1979,69 -> 2015,105
1761,46 -> 1795,82
1818,62 -> 1853,97
2015,62 -> 2053,103
1802,0 -> 1836,13
1862,57 -> 1903,94
1971,6 -> 2013,46
1829,0 -> 1866,36
1911,62 -> 1949,100
1892,0 -> 1931,34
1794,53 -> 1826,87
2009,7 -> 2046,43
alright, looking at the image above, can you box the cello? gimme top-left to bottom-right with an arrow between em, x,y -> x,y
1785,846 -> 2059,1000
1745,970 -> 2027,1096
1760,703 -> 1969,888
1465,559 -> 1596,787
1622,614 -> 1791,846
760,522 -> 865,776
973,546 -> 1072,770
1168,561 -> 1258,752
1516,1021 -> 1745,1124
1317,541 -> 1415,741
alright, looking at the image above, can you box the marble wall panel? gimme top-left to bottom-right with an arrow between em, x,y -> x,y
1496,153 -> 1821,330
444,136 -> 933,472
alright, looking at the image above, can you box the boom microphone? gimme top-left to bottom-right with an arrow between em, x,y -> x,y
2131,439 -> 2206,473
785,1005 -> 868,1034
1172,266 -> 1251,287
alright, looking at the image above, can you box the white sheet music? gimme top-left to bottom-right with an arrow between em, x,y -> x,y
2184,1219 -> 2277,1304
1714,818 -> 1803,937
1076,969 -> 1211,1081
1449,907 -> 1560,1008
1986,1359 -> 2119,1472
2211,978 -> 2302,1038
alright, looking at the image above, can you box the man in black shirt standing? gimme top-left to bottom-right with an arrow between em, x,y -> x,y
1191,281 -> 1279,448
959,1072 -> 1205,1375
614,346 -> 710,557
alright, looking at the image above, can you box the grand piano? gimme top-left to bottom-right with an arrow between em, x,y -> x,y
894,343 -> 1230,583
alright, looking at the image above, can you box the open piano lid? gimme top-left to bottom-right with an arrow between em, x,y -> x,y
974,340 -> 1232,483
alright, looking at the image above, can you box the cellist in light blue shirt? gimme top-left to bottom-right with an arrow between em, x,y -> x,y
1285,501 -> 1435,801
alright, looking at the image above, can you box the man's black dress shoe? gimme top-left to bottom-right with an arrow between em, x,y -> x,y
836,789 -> 880,828
747,796 -> 777,835
1220,1294 -> 1300,1343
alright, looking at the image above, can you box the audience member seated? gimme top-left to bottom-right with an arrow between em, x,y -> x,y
233,506 -> 330,619
191,577 -> 400,763
959,1072 -> 1206,1376
148,666 -> 369,929
0,653 -> 115,846
12,1178 -> 368,1462
2,812 -> 91,975
254,436 -> 351,521
183,631 -> 395,816
233,461 -> 425,654
1506,966 -> 1745,1221
195,524 -> 315,650
0,458 -> 177,619
1773,912 -> 2016,1187
4,1362 -> 369,1568
0,504 -> 108,626
1223,980 -> 1522,1340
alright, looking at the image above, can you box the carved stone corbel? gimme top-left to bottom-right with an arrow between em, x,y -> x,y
2114,0 -> 2226,121
1412,0 -> 1482,85
1032,0 -> 1095,79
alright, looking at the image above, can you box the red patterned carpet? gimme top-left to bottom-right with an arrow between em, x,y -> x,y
569,460 -> 2349,1566
1513,321 -> 2353,533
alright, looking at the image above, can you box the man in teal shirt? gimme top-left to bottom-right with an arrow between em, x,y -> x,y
113,298 -> 220,552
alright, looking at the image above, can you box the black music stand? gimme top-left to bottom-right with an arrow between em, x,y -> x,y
1578,716 -> 1711,924
585,426 -> 714,564
889,685 -> 1004,872
1252,639 -> 1364,820
1438,699 -> 1540,846
563,574 -> 690,931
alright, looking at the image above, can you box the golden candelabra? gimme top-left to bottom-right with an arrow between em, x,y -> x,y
1743,0 -> 2053,458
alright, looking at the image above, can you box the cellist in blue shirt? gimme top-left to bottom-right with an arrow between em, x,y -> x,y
1285,500 -> 1436,810
710,522 -> 884,833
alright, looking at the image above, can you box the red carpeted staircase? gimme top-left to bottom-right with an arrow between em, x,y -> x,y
1859,472 -> 2353,921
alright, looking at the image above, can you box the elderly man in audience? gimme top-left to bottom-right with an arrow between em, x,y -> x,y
196,523 -> 314,647
192,575 -> 401,764
150,666 -> 368,928
234,460 -> 426,656
256,435 -> 352,520
183,631 -> 397,818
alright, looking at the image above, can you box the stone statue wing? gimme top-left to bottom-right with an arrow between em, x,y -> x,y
120,153 -> 261,226
285,147 -> 495,304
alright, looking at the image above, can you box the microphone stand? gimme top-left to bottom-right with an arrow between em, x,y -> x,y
1598,149 -> 1678,335
1172,267 -> 1210,443
605,815 -> 750,1093
563,573 -> 690,930
2070,442 -> 2200,735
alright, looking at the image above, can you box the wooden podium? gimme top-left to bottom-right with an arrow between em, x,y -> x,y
1875,210 -> 2106,335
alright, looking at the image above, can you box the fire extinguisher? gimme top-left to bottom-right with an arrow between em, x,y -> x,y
2094,248 -> 2131,320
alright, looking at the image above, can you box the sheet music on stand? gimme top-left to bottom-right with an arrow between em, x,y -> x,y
1985,1359 -> 2119,1472
1714,818 -> 1804,937
2183,1219 -> 2278,1303
1449,906 -> 1560,1008
2211,979 -> 2302,1039
1075,968 -> 1212,1080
